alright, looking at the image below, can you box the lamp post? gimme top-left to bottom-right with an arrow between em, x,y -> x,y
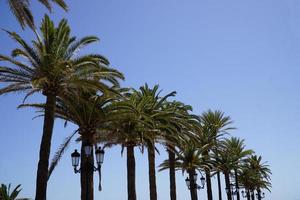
256,191 -> 265,200
226,183 -> 239,200
241,189 -> 250,200
241,189 -> 265,200
71,145 -> 105,200
185,172 -> 205,200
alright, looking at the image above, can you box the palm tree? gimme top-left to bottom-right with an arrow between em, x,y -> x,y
213,141 -> 236,200
160,141 -> 212,200
222,137 -> 254,200
199,110 -> 234,200
52,90 -> 122,200
7,0 -> 67,29
136,84 -> 177,200
0,184 -> 30,200
240,155 -> 271,200
159,101 -> 197,200
0,15 -> 118,200
96,89 -> 155,200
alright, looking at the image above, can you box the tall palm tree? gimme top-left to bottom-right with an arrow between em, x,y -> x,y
96,89 -> 156,200
7,0 -> 67,29
160,141 -> 212,200
159,101 -> 197,200
0,184 -> 29,200
199,110 -> 234,200
213,141 -> 236,200
136,84 -> 177,200
0,15 -> 118,200
223,137 -> 254,200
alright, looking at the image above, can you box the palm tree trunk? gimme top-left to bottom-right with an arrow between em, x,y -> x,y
203,151 -> 213,200
250,191 -> 255,200
234,169 -> 240,200
224,172 -> 232,200
217,171 -> 222,200
147,143 -> 157,200
246,191 -> 250,200
188,169 -> 198,200
127,145 -> 137,200
205,169 -> 213,200
35,94 -> 56,200
81,140 -> 94,200
167,145 -> 176,200
257,188 -> 262,200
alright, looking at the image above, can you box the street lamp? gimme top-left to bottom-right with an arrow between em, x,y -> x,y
241,190 -> 249,198
226,183 -> 239,200
256,191 -> 265,199
185,172 -> 205,200
241,190 -> 265,199
71,145 -> 105,198
185,173 -> 206,190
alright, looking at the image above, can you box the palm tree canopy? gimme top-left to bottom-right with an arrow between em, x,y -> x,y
0,14 -> 124,100
46,90 -> 123,178
222,137 -> 254,168
158,100 -> 200,147
199,110 -> 235,146
239,155 -> 272,192
159,140 -> 213,175
7,0 -> 68,29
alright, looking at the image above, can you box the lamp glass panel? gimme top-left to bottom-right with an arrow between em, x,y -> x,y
95,149 -> 105,164
71,150 -> 80,167
193,173 -> 198,181
185,178 -> 190,187
84,145 -> 92,156
200,176 -> 205,186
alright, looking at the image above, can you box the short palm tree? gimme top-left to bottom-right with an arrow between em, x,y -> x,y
7,0 -> 67,29
222,137 -> 254,200
160,140 -> 212,200
0,15 -> 120,200
0,184 -> 29,200
53,91 -> 122,200
213,141 -> 236,200
240,155 -> 271,200
199,110 -> 234,200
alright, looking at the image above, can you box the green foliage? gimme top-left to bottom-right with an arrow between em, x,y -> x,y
7,0 -> 68,29
159,140 -> 213,175
0,184 -> 29,200
239,155 -> 272,192
0,15 -> 124,99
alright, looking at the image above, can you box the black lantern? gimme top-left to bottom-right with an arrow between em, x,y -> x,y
200,175 -> 205,187
71,150 -> 80,168
185,177 -> 191,188
95,147 -> 105,165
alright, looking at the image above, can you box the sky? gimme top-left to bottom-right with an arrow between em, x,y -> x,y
0,0 -> 300,199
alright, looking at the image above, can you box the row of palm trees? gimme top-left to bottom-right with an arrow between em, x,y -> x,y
0,9 -> 271,200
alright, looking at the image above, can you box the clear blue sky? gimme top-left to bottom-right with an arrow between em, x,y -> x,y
0,0 -> 300,199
